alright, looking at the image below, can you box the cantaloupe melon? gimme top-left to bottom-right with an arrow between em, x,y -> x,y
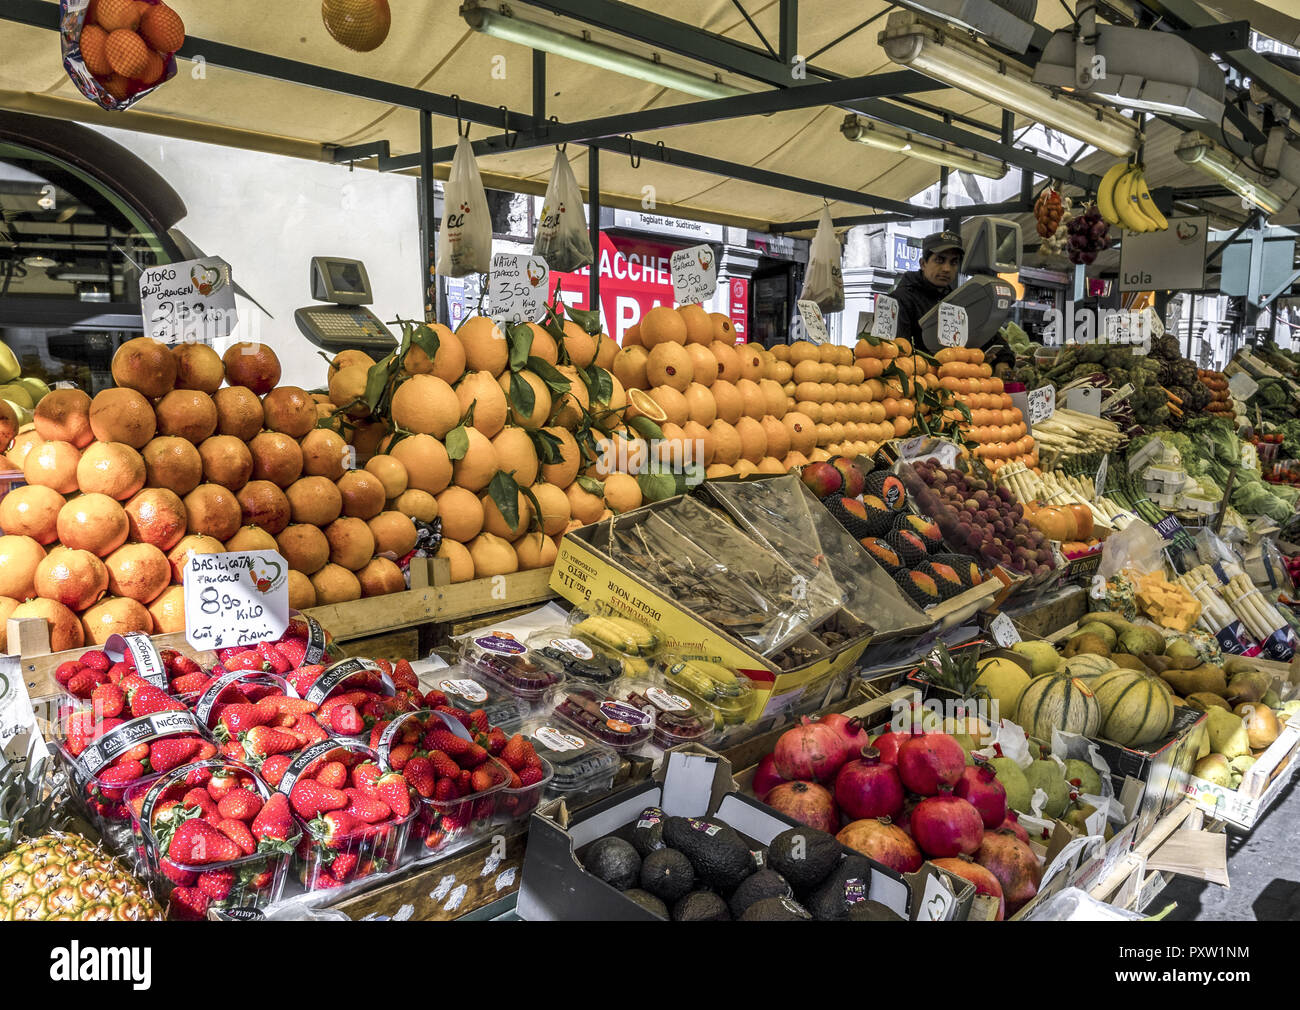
1091,669 -> 1174,747
1057,654 -> 1118,685
1015,673 -> 1101,742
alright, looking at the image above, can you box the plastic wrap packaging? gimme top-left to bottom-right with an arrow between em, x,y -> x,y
1019,886 -> 1145,921
589,496 -> 834,658
60,0 -> 179,112
700,475 -> 930,639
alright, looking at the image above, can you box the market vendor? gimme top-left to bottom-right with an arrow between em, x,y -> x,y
890,229 -> 963,344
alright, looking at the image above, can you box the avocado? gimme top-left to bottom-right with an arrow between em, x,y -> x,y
630,807 -> 667,857
847,900 -> 906,922
639,847 -> 695,903
739,896 -> 812,921
622,888 -> 668,919
807,854 -> 874,921
673,890 -> 731,921
662,816 -> 754,891
583,836 -> 641,891
767,826 -> 841,890
728,868 -> 793,919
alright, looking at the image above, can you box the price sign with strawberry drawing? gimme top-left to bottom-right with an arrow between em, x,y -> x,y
489,252 -> 550,324
139,256 -> 238,344
671,243 -> 718,305
184,550 -> 289,651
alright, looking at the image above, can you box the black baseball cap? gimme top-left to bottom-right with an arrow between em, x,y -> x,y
922,230 -> 964,257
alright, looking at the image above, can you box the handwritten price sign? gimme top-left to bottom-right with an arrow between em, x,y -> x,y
937,303 -> 969,347
670,244 -> 718,305
1026,385 -> 1056,425
184,550 -> 289,651
797,300 -> 830,345
139,256 -> 237,344
489,252 -> 550,324
871,295 -> 900,338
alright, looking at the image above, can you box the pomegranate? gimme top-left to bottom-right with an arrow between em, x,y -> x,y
772,717 -> 849,783
752,753 -> 785,801
895,798 -> 918,835
836,818 -> 923,873
976,830 -> 1042,913
910,791 -> 984,858
870,730 -> 913,764
896,733 -> 965,795
834,747 -> 904,820
820,712 -> 874,752
954,762 -> 1007,828
764,780 -> 838,833
999,812 -> 1030,844
931,857 -> 1005,920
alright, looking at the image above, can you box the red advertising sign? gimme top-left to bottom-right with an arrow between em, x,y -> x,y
551,232 -> 684,343
729,277 -> 749,342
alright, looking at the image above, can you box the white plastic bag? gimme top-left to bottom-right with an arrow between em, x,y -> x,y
533,150 -> 592,273
436,135 -> 492,278
799,206 -> 845,314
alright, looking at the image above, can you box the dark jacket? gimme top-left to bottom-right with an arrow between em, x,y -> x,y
890,269 -> 952,344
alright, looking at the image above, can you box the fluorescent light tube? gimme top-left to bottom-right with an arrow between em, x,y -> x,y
840,114 -> 1008,178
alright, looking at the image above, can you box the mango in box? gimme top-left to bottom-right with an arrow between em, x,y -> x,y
1134,572 -> 1201,632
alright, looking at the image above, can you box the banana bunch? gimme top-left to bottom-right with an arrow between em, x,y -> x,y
572,614 -> 660,657
664,660 -> 751,725
1097,162 -> 1168,233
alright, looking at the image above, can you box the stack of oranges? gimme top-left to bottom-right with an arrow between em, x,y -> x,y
931,346 -> 1037,469
78,0 -> 185,103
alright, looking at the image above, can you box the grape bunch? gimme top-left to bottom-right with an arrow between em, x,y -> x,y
1066,204 -> 1111,266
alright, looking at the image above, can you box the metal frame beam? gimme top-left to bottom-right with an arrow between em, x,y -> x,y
771,199 -> 1034,232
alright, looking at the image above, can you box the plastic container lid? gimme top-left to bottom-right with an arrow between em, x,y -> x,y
610,676 -> 716,748
423,667 -> 523,732
462,633 -> 565,701
553,683 -> 654,753
523,719 -> 619,796
659,657 -> 756,729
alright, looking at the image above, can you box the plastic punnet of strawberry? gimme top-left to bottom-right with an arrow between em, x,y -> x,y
55,644 -> 200,714
279,740 -> 416,891
125,758 -> 298,920
190,668 -> 333,774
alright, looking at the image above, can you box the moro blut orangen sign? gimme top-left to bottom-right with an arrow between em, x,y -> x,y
183,549 -> 290,650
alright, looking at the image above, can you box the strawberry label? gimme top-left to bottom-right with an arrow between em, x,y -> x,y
547,637 -> 594,661
534,726 -> 584,752
474,634 -> 527,656
301,614 -> 328,665
194,670 -> 292,727
77,710 -> 202,776
277,738 -> 370,796
305,658 -> 391,705
104,632 -> 168,689
598,701 -> 652,733
437,678 -> 489,703
645,687 -> 690,712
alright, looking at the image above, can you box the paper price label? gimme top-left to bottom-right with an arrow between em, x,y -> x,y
1095,454 -> 1109,497
1228,371 -> 1258,401
670,244 -> 718,305
1066,386 -> 1102,416
989,613 -> 1021,647
488,252 -> 550,324
140,256 -> 238,344
796,300 -> 829,345
184,550 -> 289,651
871,295 -> 899,339
937,303 -> 968,347
1026,385 -> 1056,425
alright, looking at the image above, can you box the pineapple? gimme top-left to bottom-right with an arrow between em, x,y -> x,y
0,759 -> 162,922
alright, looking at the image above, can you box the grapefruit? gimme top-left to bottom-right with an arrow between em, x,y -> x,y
141,436 -> 202,496
0,485 -> 64,544
0,535 -> 45,601
357,557 -> 406,597
435,540 -> 474,583
249,431 -> 304,488
276,524 -> 330,575
213,386 -> 264,441
403,323 -> 465,383
104,543 -> 170,604
531,482 -> 570,536
337,470 -> 387,520
10,597 -> 83,651
640,306 -> 687,348
325,517 -> 375,571
679,303 -> 714,346
172,342 -> 225,393
300,429 -> 350,481
147,585 -> 187,633
81,596 -> 152,645
222,342 -> 281,395
154,389 -> 218,443
491,426 -> 539,486
198,435 -> 254,492
76,442 -> 146,501
368,511 -> 417,557
457,316 -> 509,376
262,386 -> 317,439
286,476 -> 343,527
224,525 -> 279,554
287,571 -> 317,611
166,534 -> 225,584
481,489 -> 532,541
236,480 -> 291,534
389,435 -> 452,496
499,370 -> 551,429
391,374 -> 460,438
89,388 -> 156,448
7,429 -> 44,471
393,489 -> 438,523
309,564 -> 362,604
364,454 -> 408,499
112,337 -> 176,398
540,427 -> 579,488
57,494 -> 129,557
467,532 -> 519,577
24,440 -> 80,494
514,532 -> 558,570
33,389 -> 94,448
183,484 -> 242,541
450,428 -> 497,494
456,371 -> 508,438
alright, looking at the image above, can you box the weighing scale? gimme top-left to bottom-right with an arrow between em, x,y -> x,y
918,218 -> 1020,352
294,256 -> 397,355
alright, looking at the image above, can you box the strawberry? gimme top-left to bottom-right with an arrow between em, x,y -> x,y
390,659 -> 418,689
342,788 -> 391,823
351,762 -> 382,796
423,689 -> 448,709
428,729 -> 472,757
293,714 -> 329,745
148,737 -> 201,773
169,653 -> 202,676
246,869 -> 274,890
216,787 -> 263,822
518,764 -> 546,787
169,886 -> 210,921
195,741 -> 218,761
55,661 -> 83,686
468,709 -> 490,735
387,743 -> 414,770
171,671 -> 213,695
218,703 -> 276,736
259,754 -> 292,788
274,636 -> 308,669
501,734 -> 530,771
224,650 -> 269,673
251,793 -> 294,844
330,852 -> 359,880
184,766 -> 213,787
219,741 -> 244,763
126,682 -> 186,718
216,818 -> 257,856
198,868 -> 235,900
457,769 -> 472,793
182,788 -> 219,820
436,706 -> 474,731
79,649 -> 112,672
433,777 -> 460,802
402,757 -> 435,798
289,779 -> 347,819
423,828 -> 446,850
288,664 -> 324,694
329,705 -> 364,736
460,743 -> 489,768
159,859 -> 197,886
426,750 -> 461,781
118,742 -> 151,765
376,772 -> 411,818
68,668 -> 106,699
256,641 -> 292,674
485,727 -> 508,756
317,761 -> 348,790
241,726 -> 300,759
471,766 -> 501,793
367,720 -> 391,751
205,769 -> 241,801
169,819 -> 242,864
309,809 -> 357,845
508,770 -> 523,789
95,762 -> 143,800
256,695 -> 318,718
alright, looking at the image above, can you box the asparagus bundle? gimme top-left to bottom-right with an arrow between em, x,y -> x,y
1221,573 -> 1290,642
1174,569 -> 1238,635
1031,410 -> 1126,467
994,465 -> 1137,532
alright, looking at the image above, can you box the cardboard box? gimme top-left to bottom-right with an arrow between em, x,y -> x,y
551,498 -> 873,720
1183,720 -> 1300,830
516,746 -> 975,921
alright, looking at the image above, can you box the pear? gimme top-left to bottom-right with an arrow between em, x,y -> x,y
1081,612 -> 1132,634
1119,626 -> 1164,656
1234,703 -> 1279,749
1262,689 -> 1281,709
1011,641 -> 1059,677
1205,706 -> 1252,759
1184,692 -> 1231,713
0,383 -> 32,409
0,340 -> 19,383
1229,754 -> 1257,777
1024,759 -> 1070,818
1226,671 -> 1271,705
15,376 -> 49,404
975,656 -> 1031,718
1063,758 -> 1103,796
1165,638 -> 1199,662
1193,753 -> 1233,787
988,757 -> 1032,813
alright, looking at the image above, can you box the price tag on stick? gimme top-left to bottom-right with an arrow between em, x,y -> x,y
871,295 -> 899,339
797,299 -> 830,344
937,303 -> 969,347
140,256 -> 238,343
184,550 -> 290,651
488,252 -> 549,324
989,613 -> 1021,647
1026,385 -> 1056,425
670,244 -> 718,305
